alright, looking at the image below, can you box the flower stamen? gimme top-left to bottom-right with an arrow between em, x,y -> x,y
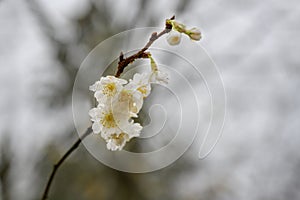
103,83 -> 117,96
101,112 -> 117,128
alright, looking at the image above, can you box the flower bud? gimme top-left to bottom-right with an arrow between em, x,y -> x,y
187,27 -> 201,41
166,31 -> 181,46
150,57 -> 158,71
172,21 -> 186,33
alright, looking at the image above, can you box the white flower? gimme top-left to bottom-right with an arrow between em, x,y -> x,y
106,132 -> 134,151
106,133 -> 129,151
114,89 -> 143,118
89,105 -> 122,136
117,119 -> 142,138
166,31 -> 182,46
150,70 -> 169,85
126,73 -> 151,98
89,107 -> 102,134
187,27 -> 201,41
106,121 -> 142,151
89,76 -> 127,103
89,104 -> 142,136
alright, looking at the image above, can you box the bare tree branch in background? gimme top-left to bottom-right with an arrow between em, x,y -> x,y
0,135 -> 12,200
41,127 -> 92,200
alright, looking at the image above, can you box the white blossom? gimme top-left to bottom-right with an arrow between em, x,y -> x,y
114,89 -> 144,118
89,76 -> 127,103
106,133 -> 129,151
89,103 -> 142,146
106,131 -> 139,151
126,73 -> 151,98
89,105 -> 120,138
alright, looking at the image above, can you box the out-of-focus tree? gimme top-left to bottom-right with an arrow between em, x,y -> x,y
0,134 -> 12,200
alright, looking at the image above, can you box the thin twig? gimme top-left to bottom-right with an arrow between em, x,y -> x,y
41,127 -> 92,200
115,15 -> 174,77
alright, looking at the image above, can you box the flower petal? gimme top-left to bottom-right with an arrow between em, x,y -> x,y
92,122 -> 101,134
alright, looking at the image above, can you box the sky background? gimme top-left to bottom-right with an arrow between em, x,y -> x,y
1,0 -> 300,200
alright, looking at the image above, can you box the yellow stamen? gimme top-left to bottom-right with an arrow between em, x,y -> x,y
103,83 -> 117,96
137,86 -> 147,95
110,133 -> 128,145
101,112 -> 117,128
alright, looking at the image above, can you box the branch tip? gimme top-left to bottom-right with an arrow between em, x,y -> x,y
119,52 -> 124,62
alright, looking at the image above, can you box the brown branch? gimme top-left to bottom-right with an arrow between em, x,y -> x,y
41,127 -> 92,200
115,15 -> 174,77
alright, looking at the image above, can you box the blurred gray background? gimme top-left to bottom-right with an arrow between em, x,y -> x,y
1,0 -> 300,199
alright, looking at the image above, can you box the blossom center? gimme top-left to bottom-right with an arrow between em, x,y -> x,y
103,83 -> 117,96
137,86 -> 147,95
101,112 -> 117,128
110,133 -> 128,145
119,90 -> 132,101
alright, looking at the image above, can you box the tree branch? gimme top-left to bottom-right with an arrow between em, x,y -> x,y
115,15 -> 174,77
41,15 -> 175,200
41,126 -> 92,200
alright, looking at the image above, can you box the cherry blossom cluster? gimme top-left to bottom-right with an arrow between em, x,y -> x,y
89,60 -> 169,151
